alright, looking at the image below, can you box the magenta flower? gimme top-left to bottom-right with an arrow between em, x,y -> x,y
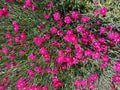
99,27 -> 106,34
0,85 -> 4,90
20,32 -> 27,41
53,12 -> 61,21
39,47 -> 48,55
46,2 -> 53,10
35,66 -> 44,74
81,16 -> 89,23
64,15 -> 72,24
92,52 -> 100,60
31,5 -> 37,12
88,83 -> 96,90
5,63 -> 11,69
113,60 -> 120,73
41,85 -> 49,90
94,9 -> 99,16
27,69 -> 34,76
112,74 -> 120,83
33,36 -> 45,46
0,9 -> 3,16
5,33 -> 12,39
99,7 -> 107,16
2,47 -> 9,54
84,49 -> 92,57
19,50 -> 25,55
50,26 -> 58,34
43,13 -> 50,20
88,74 -> 98,82
57,20 -> 63,27
71,11 -> 79,20
16,78 -> 27,89
9,55 -> 16,60
37,24 -> 45,30
52,67 -> 59,74
44,33 -> 50,40
12,21 -> 20,32
2,6 -> 10,17
76,24 -> 85,33
29,53 -> 37,61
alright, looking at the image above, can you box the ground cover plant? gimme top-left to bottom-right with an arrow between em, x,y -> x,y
0,0 -> 120,90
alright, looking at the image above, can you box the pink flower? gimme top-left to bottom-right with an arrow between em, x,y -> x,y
25,0 -> 33,7
46,67 -> 52,73
35,66 -> 44,74
92,52 -> 100,60
64,30 -> 78,44
113,60 -> 120,73
80,80 -> 87,86
75,87 -> 81,90
88,83 -> 96,90
71,11 -> 79,20
50,26 -> 57,34
29,53 -> 37,61
0,9 -> 3,16
8,39 -> 13,45
99,27 -> 106,34
0,85 -> 4,90
33,36 -> 45,46
2,6 -> 10,17
5,33 -> 12,39
16,78 -> 27,89
15,36 -> 20,43
53,12 -> 61,21
84,49 -> 92,57
19,50 -> 25,55
41,85 -> 49,90
37,24 -> 45,30
64,15 -> 72,24
39,47 -> 47,55
81,16 -> 89,23
52,81 -> 63,89
57,30 -> 63,37
5,63 -> 11,69
99,7 -> 107,16
44,33 -> 50,40
60,64 -> 67,70
26,85 -> 39,90
76,24 -> 85,33
46,2 -> 53,10
112,74 -> 120,83
73,80 -> 81,86
108,25 -> 113,31
88,74 -> 98,82
52,40 -> 60,47
20,32 -> 27,41
52,67 -> 59,74
9,55 -> 16,60
12,21 -> 20,32
94,9 -> 99,16
57,20 -> 63,27
2,47 -> 9,54
27,69 -> 34,76
31,5 -> 37,12
44,13 -> 50,20
65,47 -> 71,53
